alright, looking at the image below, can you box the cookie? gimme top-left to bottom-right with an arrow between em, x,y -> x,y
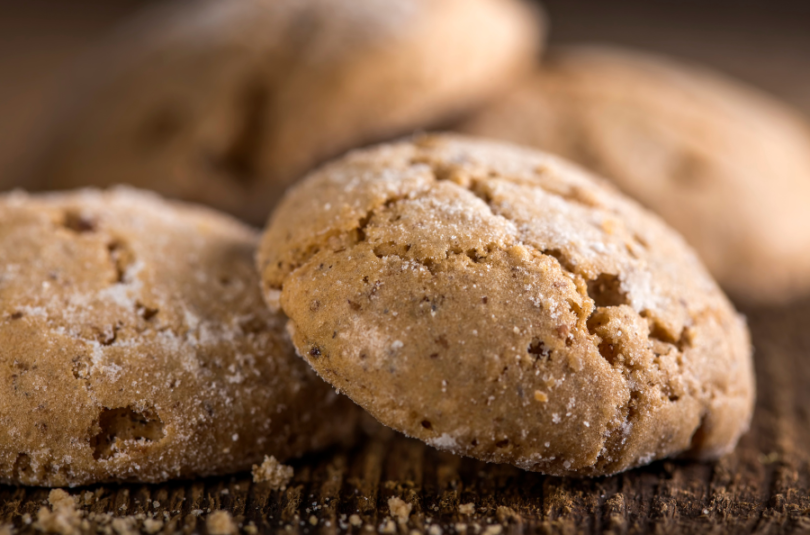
21,0 -> 543,224
0,188 -> 355,486
257,135 -> 754,477
458,45 -> 810,304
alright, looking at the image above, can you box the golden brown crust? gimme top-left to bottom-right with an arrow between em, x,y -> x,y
458,45 -> 810,304
22,0 -> 543,224
258,134 -> 754,477
0,188 -> 356,486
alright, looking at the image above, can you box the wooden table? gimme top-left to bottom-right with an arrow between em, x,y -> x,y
1,297 -> 808,534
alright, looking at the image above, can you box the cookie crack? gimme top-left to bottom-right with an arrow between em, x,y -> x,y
422,164 -> 591,306
279,159 -> 593,284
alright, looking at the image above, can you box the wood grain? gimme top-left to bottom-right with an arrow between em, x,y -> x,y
1,298 -> 809,534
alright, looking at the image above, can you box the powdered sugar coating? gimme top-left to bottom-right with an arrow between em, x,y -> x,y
0,188 -> 355,486
258,135 -> 754,476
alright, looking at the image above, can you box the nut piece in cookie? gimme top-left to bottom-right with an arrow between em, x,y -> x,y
0,188 -> 355,486
258,134 -> 754,477
458,45 -> 810,304
22,0 -> 543,224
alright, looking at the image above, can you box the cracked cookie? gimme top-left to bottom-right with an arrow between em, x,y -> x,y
22,0 -> 543,225
257,134 -> 754,477
458,46 -> 810,304
0,188 -> 356,486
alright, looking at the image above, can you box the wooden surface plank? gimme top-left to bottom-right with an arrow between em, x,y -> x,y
0,298 -> 808,534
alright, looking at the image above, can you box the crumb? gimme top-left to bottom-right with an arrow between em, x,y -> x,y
379,519 -> 396,533
458,503 -> 475,515
252,455 -> 294,489
429,525 -> 443,535
143,518 -> 163,534
533,390 -> 548,402
21,515 -> 31,525
483,526 -> 502,535
35,490 -> 82,535
349,514 -> 363,527
48,489 -> 77,510
309,516 -> 318,526
111,516 -> 138,535
244,522 -> 258,535
388,497 -> 413,523
207,511 -> 237,535
495,506 -> 520,523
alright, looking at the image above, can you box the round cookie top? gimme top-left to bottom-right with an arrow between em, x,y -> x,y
0,188 -> 354,486
22,0 -> 543,224
258,135 -> 754,477
458,45 -> 810,304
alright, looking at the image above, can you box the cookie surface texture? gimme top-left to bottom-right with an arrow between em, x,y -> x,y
458,46 -> 810,304
258,135 -> 754,477
23,0 -> 543,224
0,188 -> 355,486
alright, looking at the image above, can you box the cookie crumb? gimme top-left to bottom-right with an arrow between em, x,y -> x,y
244,522 -> 258,535
143,518 -> 163,534
388,497 -> 413,523
35,490 -> 83,535
458,503 -> 475,515
207,511 -> 237,535
533,390 -> 548,402
496,506 -> 520,523
252,455 -> 294,489
111,516 -> 138,535
350,514 -> 363,527
429,525 -> 443,535
379,519 -> 396,533
48,489 -> 77,510
483,526 -> 502,535
455,523 -> 467,533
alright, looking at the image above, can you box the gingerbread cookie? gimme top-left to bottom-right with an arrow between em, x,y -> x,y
23,0 -> 543,224
258,135 -> 754,476
0,188 -> 355,486
458,46 -> 810,304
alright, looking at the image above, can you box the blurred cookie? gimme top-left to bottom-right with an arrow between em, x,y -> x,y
257,134 -> 754,477
0,188 -> 355,486
458,46 -> 810,304
22,0 -> 543,224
